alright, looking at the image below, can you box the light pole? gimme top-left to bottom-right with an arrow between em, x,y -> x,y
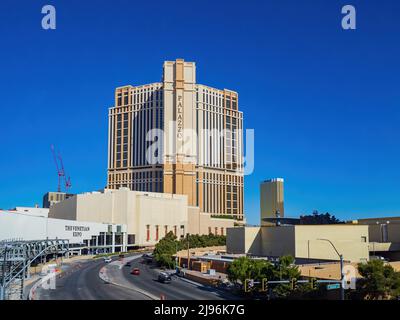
186,233 -> 190,270
317,238 -> 345,300
175,241 -> 179,270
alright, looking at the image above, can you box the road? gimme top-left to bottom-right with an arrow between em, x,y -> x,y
35,255 -> 239,300
120,257 -> 238,300
36,259 -> 150,300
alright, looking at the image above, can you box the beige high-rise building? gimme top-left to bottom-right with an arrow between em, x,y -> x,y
260,178 -> 284,225
107,59 -> 244,221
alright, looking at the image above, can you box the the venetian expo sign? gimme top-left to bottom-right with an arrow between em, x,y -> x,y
65,225 -> 90,237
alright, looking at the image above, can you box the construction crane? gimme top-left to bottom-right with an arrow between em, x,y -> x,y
50,145 -> 72,193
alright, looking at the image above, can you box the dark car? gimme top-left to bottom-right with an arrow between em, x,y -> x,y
158,272 -> 172,283
131,268 -> 140,275
125,262 -> 131,267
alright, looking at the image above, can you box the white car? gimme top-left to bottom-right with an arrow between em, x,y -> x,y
104,258 -> 112,263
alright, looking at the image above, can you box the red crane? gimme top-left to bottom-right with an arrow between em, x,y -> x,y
50,145 -> 72,193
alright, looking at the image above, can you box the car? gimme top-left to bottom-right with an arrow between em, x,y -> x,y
125,261 -> 131,267
131,268 -> 140,275
158,272 -> 172,283
104,258 -> 112,263
371,255 -> 387,262
142,253 -> 153,261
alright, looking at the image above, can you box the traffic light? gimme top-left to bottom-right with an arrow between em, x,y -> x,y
290,278 -> 298,290
310,278 -> 317,290
261,278 -> 268,292
244,279 -> 251,292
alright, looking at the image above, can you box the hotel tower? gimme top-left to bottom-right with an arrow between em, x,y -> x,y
107,59 -> 244,221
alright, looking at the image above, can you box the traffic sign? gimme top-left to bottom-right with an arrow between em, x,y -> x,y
327,283 -> 341,290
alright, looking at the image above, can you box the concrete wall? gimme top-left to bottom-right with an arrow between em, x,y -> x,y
260,226 -> 296,257
226,225 -> 370,263
136,192 -> 188,245
49,196 -> 77,220
226,227 -> 261,255
226,227 -> 246,254
367,224 -> 400,243
188,207 -> 234,236
294,225 -> 369,262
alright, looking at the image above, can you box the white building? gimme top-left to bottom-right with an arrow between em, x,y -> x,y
7,207 -> 50,218
49,188 -> 234,247
0,210 -> 128,254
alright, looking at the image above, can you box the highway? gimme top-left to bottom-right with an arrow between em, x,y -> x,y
34,255 -> 239,300
120,256 -> 238,300
36,259 -> 150,300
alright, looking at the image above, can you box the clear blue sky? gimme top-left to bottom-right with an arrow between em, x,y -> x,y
1,0 -> 399,224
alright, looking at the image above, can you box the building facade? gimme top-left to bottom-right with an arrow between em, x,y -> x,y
0,210 -> 128,253
260,178 -> 284,225
49,188 -> 234,247
107,59 -> 244,220
350,217 -> 400,260
43,192 -> 74,208
226,225 -> 370,263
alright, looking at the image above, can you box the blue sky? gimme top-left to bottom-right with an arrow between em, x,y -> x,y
0,0 -> 399,224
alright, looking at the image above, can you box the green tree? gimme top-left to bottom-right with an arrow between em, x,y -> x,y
227,257 -> 255,284
300,211 -> 342,225
153,232 -> 227,268
355,260 -> 400,300
153,231 -> 179,268
271,255 -> 301,299
226,255 -> 304,299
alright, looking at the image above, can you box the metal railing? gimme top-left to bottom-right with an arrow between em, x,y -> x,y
0,239 -> 69,300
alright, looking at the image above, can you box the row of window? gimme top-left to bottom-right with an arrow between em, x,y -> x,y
146,224 -> 184,242
145,225 -> 225,242
208,227 -> 225,236
112,106 -> 164,168
116,87 -> 163,107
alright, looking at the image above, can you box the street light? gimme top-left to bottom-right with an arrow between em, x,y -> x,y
186,233 -> 190,270
317,238 -> 345,300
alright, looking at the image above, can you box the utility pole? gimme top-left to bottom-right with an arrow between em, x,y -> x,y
186,233 -> 190,270
317,238 -> 345,300
339,253 -> 344,300
175,242 -> 179,270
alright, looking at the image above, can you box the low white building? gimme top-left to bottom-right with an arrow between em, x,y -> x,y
10,207 -> 49,218
0,210 -> 128,253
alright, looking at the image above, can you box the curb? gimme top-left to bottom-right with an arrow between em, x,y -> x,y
28,270 -> 62,300
98,257 -> 159,300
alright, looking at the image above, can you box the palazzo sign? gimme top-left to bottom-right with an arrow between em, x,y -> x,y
177,94 -> 183,140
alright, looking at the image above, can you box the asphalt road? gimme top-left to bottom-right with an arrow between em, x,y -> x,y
121,257 -> 239,300
36,259 -> 150,300
35,256 -> 239,300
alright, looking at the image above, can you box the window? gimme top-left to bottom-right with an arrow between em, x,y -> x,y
361,236 -> 367,243
215,227 -> 218,236
174,226 -> 177,236
221,227 -> 224,236
208,227 -> 212,235
155,225 -> 159,241
164,225 -> 168,236
146,225 -> 150,241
